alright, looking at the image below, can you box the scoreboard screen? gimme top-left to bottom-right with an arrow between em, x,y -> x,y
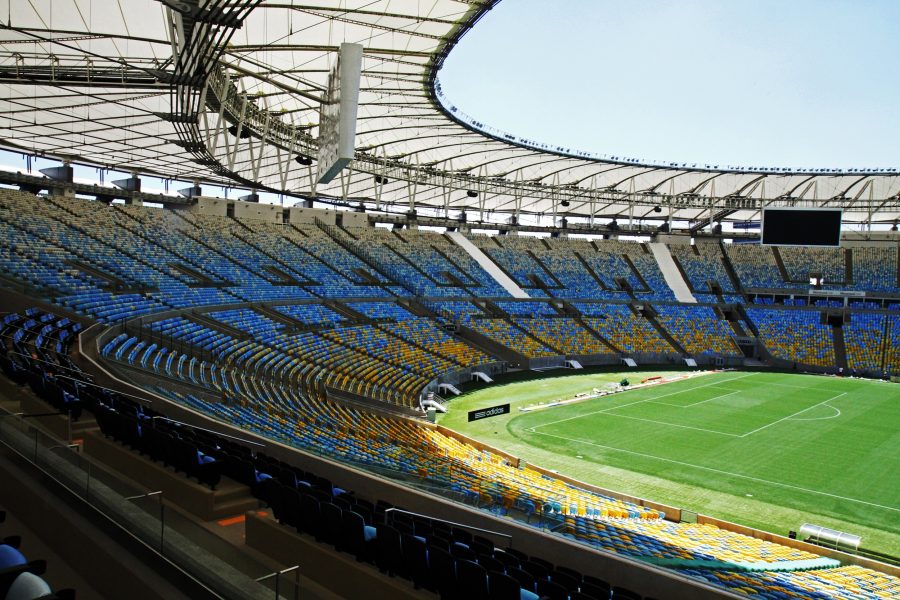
761,208 -> 842,247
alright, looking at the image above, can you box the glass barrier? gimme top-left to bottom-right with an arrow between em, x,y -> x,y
0,405 -> 296,600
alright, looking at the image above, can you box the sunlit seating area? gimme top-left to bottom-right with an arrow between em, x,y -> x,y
576,303 -> 674,356
726,244 -> 785,289
746,308 -> 835,367
779,247 -> 847,286
843,313 -> 886,373
851,246 -> 899,293
654,305 -> 741,357
668,243 -> 736,294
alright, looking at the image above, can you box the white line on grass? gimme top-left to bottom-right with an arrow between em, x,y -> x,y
788,404 -> 842,421
739,393 -> 848,438
595,412 -> 742,437
528,430 -> 900,514
649,389 -> 742,409
531,372 -> 755,431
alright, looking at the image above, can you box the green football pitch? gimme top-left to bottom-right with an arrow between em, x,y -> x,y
437,370 -> 900,557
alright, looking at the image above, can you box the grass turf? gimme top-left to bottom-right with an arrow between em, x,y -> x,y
437,369 -> 900,557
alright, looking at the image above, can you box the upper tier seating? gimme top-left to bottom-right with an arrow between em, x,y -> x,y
843,313 -> 886,373
746,308 -> 835,368
725,244 -> 785,289
668,243 -> 735,293
575,304 -> 673,356
653,305 -> 741,357
780,247 -> 847,286
851,246 -> 899,293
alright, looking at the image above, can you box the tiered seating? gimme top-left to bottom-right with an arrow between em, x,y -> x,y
340,227 -> 456,297
883,316 -> 900,375
576,304 -> 674,356
177,214 -> 316,302
236,221 -> 395,298
347,302 -> 412,320
379,318 -> 492,367
653,305 -> 741,357
495,301 -> 557,318
852,246 -> 899,293
319,325 -> 456,381
397,229 -> 509,296
274,303 -> 344,325
512,238 -> 607,299
469,235 -> 550,297
464,318 -> 559,357
425,301 -> 484,324
0,509 -> 75,600
126,358 -> 663,524
562,515 -> 823,565
292,224 -> 401,297
726,244 -> 785,289
780,247 -> 846,286
843,313 -> 885,373
208,308 -> 285,339
686,565 -> 900,599
747,308 -> 835,367
514,318 -> 609,356
668,243 -> 735,293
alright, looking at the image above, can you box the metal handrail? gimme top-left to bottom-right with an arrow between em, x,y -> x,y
383,507 -> 512,541
126,490 -> 165,551
6,350 -> 153,405
150,416 -> 264,447
255,565 -> 300,600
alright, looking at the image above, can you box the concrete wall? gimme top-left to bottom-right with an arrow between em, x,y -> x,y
341,211 -> 370,228
190,196 -> 228,217
233,200 -> 282,223
289,206 -> 338,225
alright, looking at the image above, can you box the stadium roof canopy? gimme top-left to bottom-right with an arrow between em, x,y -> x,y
1,0 -> 899,226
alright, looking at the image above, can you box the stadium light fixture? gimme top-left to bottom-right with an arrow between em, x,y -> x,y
295,154 -> 313,166
466,190 -> 478,198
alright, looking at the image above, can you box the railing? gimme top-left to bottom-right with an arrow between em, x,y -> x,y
0,405 -> 299,600
384,507 -> 512,544
255,566 -> 300,600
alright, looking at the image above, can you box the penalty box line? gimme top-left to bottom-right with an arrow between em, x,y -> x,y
647,388 -> 742,408
738,392 -> 848,438
528,430 -> 900,514
530,372 -> 755,432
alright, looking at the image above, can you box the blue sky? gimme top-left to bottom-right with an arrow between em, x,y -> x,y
438,0 -> 900,169
3,0 -> 897,205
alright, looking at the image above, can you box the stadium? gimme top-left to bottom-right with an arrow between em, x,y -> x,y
0,1 -> 897,599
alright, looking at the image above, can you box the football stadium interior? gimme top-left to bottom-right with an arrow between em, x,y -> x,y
0,1 -> 898,599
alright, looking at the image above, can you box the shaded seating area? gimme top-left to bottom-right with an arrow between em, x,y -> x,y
0,511 -> 75,600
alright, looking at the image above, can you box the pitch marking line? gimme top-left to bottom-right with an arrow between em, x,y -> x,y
739,392 -> 848,438
531,372 -> 755,432
592,412 -> 741,437
648,388 -> 741,408
788,404 -> 842,421
527,430 -> 900,514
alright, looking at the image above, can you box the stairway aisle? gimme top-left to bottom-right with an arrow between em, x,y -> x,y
648,243 -> 696,303
446,232 -> 530,298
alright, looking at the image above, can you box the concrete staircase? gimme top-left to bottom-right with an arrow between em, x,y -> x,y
446,232 -> 530,298
648,243 -> 696,303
